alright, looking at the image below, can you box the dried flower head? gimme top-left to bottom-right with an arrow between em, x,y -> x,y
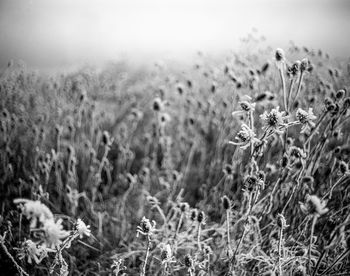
275,48 -> 285,62
230,123 -> 260,150
42,218 -> 69,249
300,58 -> 309,72
296,108 -> 317,133
160,244 -> 173,263
197,211 -> 206,224
184,254 -> 194,268
76,218 -> 91,238
276,214 -> 288,229
13,199 -> 54,229
299,195 -> 328,216
260,107 -> 288,134
221,195 -> 231,210
137,216 -> 156,237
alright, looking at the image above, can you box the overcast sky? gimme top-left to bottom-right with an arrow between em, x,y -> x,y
0,0 -> 350,70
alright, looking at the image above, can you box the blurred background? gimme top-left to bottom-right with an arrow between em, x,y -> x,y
0,0 -> 350,71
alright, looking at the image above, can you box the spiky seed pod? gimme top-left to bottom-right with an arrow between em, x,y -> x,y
339,161 -> 349,175
160,244 -> 172,261
184,254 -> 194,268
153,97 -> 162,111
180,202 -> 189,213
300,58 -> 309,72
223,164 -> 233,176
281,154 -> 289,168
138,217 -> 153,234
336,89 -> 346,100
342,97 -> 350,111
102,131 -> 110,146
190,209 -> 197,222
221,196 -> 231,210
324,97 -> 335,111
197,211 -> 205,224
276,214 -> 287,229
275,48 -> 285,62
293,265 -> 306,276
258,171 -> 266,182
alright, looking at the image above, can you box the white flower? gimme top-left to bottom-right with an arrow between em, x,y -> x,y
296,108 -> 317,133
260,106 -> 288,134
229,123 -> 260,150
299,195 -> 328,216
232,97 -> 256,117
136,216 -> 156,237
76,218 -> 91,238
42,219 -> 69,249
13,199 -> 53,229
17,239 -> 53,264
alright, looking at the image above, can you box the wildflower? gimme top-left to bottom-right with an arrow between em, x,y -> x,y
299,195 -> 328,216
136,216 -> 156,237
184,254 -> 194,269
158,112 -> 171,126
197,211 -> 206,225
153,97 -> 163,111
232,96 -> 256,116
275,48 -> 285,62
102,131 -> 113,146
296,108 -> 317,133
293,265 -> 306,276
300,58 -> 309,72
221,196 -> 231,210
229,123 -> 260,150
111,259 -> 126,275
190,209 -> 198,222
17,239 -> 52,264
180,202 -> 189,213
76,218 -> 91,238
223,164 -> 234,178
287,60 -> 301,78
42,219 -> 69,249
339,161 -> 349,175
13,199 -> 54,229
260,106 -> 288,134
276,214 -> 288,229
289,146 -> 307,159
335,89 -> 345,100
160,244 -> 173,264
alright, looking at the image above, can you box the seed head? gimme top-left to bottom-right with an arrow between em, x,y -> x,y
276,213 -> 288,229
136,216 -> 156,237
336,89 -> 346,100
197,211 -> 206,224
221,196 -> 231,210
275,48 -> 285,62
300,58 -> 309,72
293,265 -> 306,276
184,254 -> 194,268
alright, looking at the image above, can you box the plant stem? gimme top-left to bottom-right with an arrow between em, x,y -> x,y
141,236 -> 151,276
278,226 -> 283,276
0,232 -> 29,276
308,215 -> 318,274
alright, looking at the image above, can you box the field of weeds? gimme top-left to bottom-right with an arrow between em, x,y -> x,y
1,38 -> 350,276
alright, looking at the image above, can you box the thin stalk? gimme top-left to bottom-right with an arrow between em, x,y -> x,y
197,223 -> 202,251
291,71 -> 304,110
0,232 -> 29,276
278,67 -> 287,112
319,248 -> 350,276
308,215 -> 318,275
278,227 -> 284,276
140,236 -> 151,276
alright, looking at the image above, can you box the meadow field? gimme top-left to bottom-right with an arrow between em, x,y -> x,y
0,37 -> 350,275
